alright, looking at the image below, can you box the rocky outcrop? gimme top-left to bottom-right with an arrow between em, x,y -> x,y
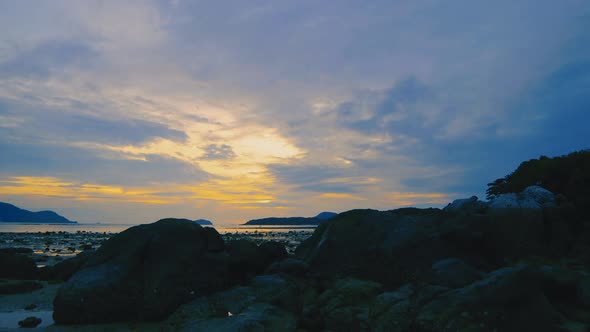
415,265 -> 563,331
488,185 -> 556,211
431,258 -> 484,288
45,170 -> 590,330
296,186 -> 581,290
53,219 -> 288,324
53,219 -> 232,324
39,249 -> 95,281
444,196 -> 488,214
0,250 -> 38,279
296,208 -> 495,287
0,279 -> 43,294
305,278 -> 382,331
166,274 -> 300,331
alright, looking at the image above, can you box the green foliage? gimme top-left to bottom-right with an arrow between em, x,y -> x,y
486,150 -> 590,208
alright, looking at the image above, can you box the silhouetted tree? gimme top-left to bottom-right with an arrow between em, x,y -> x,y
486,150 -> 590,208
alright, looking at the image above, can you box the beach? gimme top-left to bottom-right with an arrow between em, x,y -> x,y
0,223 -> 315,330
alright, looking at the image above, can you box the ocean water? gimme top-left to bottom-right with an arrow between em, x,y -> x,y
0,223 -> 317,234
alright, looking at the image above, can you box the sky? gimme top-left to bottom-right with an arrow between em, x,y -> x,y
0,1 -> 589,224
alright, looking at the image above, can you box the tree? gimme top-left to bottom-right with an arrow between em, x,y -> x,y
486,150 -> 590,209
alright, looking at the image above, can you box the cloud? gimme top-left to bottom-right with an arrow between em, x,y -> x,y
0,140 -> 210,187
0,1 -> 589,223
201,144 -> 237,160
0,40 -> 98,79
0,102 -> 188,145
0,176 -> 184,205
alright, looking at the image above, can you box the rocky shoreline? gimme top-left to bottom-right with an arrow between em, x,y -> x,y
1,184 -> 589,330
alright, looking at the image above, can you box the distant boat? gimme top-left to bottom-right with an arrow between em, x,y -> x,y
0,202 -> 77,224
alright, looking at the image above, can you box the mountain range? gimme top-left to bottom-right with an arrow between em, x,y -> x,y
243,212 -> 337,225
0,202 -> 77,224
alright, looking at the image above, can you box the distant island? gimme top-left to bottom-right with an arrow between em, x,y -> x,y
244,212 -> 337,225
0,202 -> 77,224
194,219 -> 213,225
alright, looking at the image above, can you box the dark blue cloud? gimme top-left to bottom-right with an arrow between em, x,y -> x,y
0,40 -> 98,79
0,98 -> 187,145
0,140 -> 210,186
269,164 -> 365,193
338,78 -> 436,137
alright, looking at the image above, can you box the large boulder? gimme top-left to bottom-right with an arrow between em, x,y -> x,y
226,240 -> 288,282
444,196 -> 488,214
369,283 -> 448,332
485,186 -> 578,258
296,208 -> 495,287
39,249 -> 95,281
181,303 -> 297,332
0,251 -> 38,279
416,265 -> 564,332
0,279 -> 43,294
301,278 -> 382,331
431,258 -> 484,288
488,185 -> 556,211
167,274 -> 300,331
53,219 -> 232,324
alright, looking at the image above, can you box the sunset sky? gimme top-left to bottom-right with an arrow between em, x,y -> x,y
1,1 -> 589,224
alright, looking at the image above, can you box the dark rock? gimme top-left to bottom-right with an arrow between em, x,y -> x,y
431,258 -> 484,288
169,274 -> 300,331
308,278 -> 382,332
266,258 -> 309,276
577,277 -> 590,307
204,227 -> 225,252
488,186 -> 556,211
24,304 -> 37,310
53,218 -> 232,324
258,241 -> 288,265
227,239 -> 260,281
417,264 -> 564,332
226,240 -> 287,281
0,252 -> 38,279
296,208 -> 479,287
0,247 -> 33,255
444,196 -> 488,214
182,303 -> 297,331
18,316 -> 42,328
370,283 -> 448,332
39,249 -> 95,281
0,279 -> 43,294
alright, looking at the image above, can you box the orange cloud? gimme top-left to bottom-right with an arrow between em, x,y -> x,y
387,192 -> 450,206
318,193 -> 366,200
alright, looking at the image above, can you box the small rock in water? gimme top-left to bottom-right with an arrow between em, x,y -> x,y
24,304 -> 37,310
18,316 -> 42,328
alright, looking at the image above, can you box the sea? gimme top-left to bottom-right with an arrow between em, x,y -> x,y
0,223 -> 317,234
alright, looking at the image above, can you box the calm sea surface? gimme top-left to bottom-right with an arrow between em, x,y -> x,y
0,223 -> 317,234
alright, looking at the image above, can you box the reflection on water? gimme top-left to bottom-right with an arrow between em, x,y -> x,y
0,310 -> 53,328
